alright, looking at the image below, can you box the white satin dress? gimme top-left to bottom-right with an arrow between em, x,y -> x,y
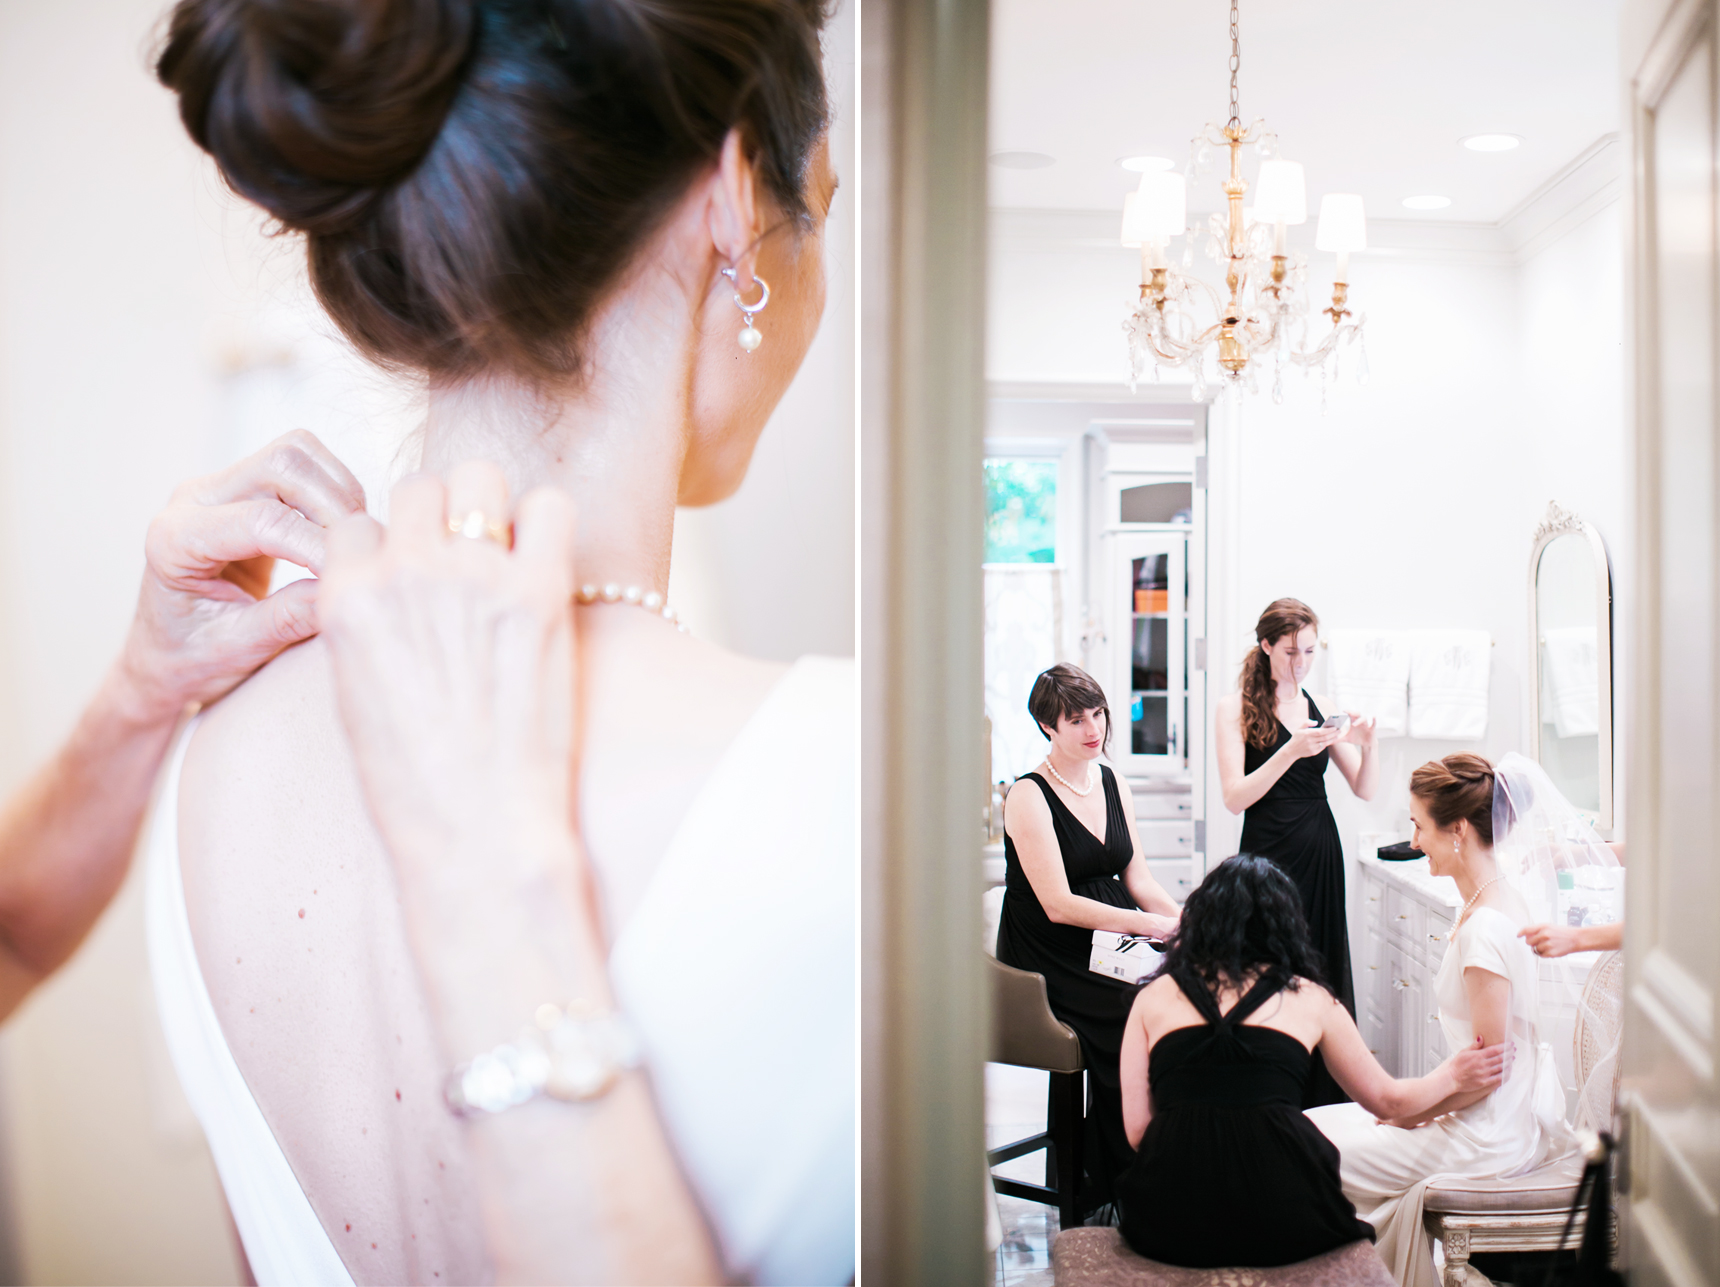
145,656 -> 856,1286
1306,907 -> 1573,1287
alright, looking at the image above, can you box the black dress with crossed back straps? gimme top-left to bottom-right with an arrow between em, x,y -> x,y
1115,969 -> 1374,1267
1239,690 -> 1354,1108
997,765 -> 1141,1205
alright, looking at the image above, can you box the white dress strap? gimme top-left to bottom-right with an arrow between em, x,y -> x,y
144,717 -> 354,1287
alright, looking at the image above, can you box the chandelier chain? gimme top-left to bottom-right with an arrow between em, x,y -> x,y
1228,0 -> 1241,130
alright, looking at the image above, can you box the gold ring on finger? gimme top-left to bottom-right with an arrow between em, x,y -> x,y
448,510 -> 510,546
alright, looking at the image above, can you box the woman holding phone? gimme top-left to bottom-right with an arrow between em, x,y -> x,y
1214,598 -> 1377,1106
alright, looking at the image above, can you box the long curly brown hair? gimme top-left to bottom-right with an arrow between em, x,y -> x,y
1240,598 -> 1320,750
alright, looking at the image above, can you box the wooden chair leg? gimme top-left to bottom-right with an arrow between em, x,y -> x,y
1439,1224 -> 1471,1287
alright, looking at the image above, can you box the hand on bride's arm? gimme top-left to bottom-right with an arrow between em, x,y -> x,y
320,461 -> 721,1286
0,431 -> 364,1020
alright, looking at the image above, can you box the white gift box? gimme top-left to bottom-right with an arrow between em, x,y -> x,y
1089,930 -> 1163,985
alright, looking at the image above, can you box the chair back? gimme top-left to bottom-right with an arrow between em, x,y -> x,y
987,956 -> 1083,1073
1572,950 -> 1625,1132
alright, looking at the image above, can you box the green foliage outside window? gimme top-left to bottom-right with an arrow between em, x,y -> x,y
984,459 -> 1056,563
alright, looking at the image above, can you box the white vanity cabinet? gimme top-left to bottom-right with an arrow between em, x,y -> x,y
1355,856 -> 1461,1078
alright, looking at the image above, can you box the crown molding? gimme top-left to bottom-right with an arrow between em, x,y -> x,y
991,133 -> 1621,271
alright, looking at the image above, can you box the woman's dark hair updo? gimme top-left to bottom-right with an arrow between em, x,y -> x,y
1153,855 -> 1328,997
156,0 -> 831,380
1409,752 -> 1513,846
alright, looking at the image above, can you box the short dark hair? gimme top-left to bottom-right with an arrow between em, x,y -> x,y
156,0 -> 832,383
1027,663 -> 1111,755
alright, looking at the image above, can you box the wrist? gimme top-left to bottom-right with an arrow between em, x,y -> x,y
108,633 -> 192,729
403,835 -> 612,1051
95,650 -> 187,735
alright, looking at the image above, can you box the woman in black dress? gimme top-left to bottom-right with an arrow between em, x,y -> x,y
998,663 -> 1182,1210
1214,598 -> 1377,1106
1114,856 -> 1505,1268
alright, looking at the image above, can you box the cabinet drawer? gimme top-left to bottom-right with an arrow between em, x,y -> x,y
1382,885 -> 1421,948
1145,859 -> 1194,901
1136,820 -> 1195,856
1134,792 -> 1193,819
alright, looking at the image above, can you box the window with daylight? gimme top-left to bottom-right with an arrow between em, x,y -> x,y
983,459 -> 1057,563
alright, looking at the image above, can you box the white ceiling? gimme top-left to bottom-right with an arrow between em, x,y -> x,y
988,0 -> 1621,226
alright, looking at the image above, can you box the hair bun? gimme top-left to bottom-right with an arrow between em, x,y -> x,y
158,0 -> 478,233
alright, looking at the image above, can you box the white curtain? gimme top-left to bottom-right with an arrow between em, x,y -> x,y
984,565 -> 1065,784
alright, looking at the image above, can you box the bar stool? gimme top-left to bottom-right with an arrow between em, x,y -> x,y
986,955 -> 1088,1230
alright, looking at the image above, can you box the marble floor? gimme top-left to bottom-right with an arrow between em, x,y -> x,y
988,1064 -> 1059,1287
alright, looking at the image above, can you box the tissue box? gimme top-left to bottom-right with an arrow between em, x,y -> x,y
1090,931 -> 1162,985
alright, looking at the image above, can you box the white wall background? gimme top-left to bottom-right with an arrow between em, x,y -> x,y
988,188 -> 1627,940
0,1 -> 854,1281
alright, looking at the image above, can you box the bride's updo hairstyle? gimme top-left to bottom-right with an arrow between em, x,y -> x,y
1239,597 -> 1319,749
1154,855 -> 1328,995
155,0 -> 831,381
1408,752 -> 1518,845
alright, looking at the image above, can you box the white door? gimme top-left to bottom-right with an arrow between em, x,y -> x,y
1623,3 -> 1720,1280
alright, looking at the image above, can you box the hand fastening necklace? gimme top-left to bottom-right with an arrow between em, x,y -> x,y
1045,759 -> 1096,797
1451,875 -> 1506,938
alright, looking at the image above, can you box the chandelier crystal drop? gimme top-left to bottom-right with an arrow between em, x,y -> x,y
1122,0 -> 1368,400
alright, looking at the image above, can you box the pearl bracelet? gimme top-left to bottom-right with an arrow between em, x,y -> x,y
444,1002 -> 641,1116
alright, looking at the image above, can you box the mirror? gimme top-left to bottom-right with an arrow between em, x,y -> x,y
1529,502 -> 1614,828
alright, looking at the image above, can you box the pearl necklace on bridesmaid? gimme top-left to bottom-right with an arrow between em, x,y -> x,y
1044,758 -> 1096,797
574,583 -> 690,633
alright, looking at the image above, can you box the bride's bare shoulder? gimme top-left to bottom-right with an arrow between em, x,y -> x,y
177,636 -> 375,873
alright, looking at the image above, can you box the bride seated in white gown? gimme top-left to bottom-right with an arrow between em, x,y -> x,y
141,1 -> 852,1283
1307,752 -> 1615,1287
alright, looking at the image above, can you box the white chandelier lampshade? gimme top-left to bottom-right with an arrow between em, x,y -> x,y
1120,192 -> 1149,247
1136,170 -> 1187,241
1253,160 -> 1306,225
1315,192 -> 1367,281
1121,172 -> 1185,271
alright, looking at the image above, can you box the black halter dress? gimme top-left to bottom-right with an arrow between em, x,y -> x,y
1239,690 -> 1354,1107
1115,969 -> 1375,1267
997,765 -> 1140,1205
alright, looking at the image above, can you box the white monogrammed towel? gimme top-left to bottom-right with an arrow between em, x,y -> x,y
1325,629 -> 1410,736
1408,630 -> 1492,739
1540,626 -> 1598,738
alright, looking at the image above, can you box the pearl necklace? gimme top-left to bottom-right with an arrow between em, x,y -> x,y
574,583 -> 690,634
1450,875 -> 1506,939
1044,759 -> 1096,797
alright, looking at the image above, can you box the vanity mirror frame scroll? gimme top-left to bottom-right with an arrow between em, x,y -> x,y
1526,500 -> 1615,831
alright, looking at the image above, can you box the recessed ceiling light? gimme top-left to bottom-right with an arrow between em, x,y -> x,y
989,151 -> 1055,170
1402,194 -> 1452,210
1119,155 -> 1175,173
1460,134 -> 1522,152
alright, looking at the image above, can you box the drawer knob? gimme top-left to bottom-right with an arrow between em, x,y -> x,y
1397,914 -> 1409,920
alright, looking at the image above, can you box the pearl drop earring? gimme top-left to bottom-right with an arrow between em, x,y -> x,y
721,266 -> 771,351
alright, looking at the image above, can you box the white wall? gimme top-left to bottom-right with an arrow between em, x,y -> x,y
0,1 -> 854,1280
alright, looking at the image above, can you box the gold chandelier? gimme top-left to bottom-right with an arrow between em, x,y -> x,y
1122,0 -> 1368,403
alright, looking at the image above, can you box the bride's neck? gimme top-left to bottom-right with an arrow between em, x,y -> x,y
418,280 -> 696,596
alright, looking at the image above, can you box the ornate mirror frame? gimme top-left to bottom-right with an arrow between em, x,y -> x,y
1527,500 -> 1615,830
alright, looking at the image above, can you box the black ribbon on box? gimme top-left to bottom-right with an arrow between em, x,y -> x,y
1377,841 -> 1426,862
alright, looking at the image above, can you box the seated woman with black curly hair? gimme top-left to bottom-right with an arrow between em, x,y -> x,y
1114,856 -> 1508,1269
